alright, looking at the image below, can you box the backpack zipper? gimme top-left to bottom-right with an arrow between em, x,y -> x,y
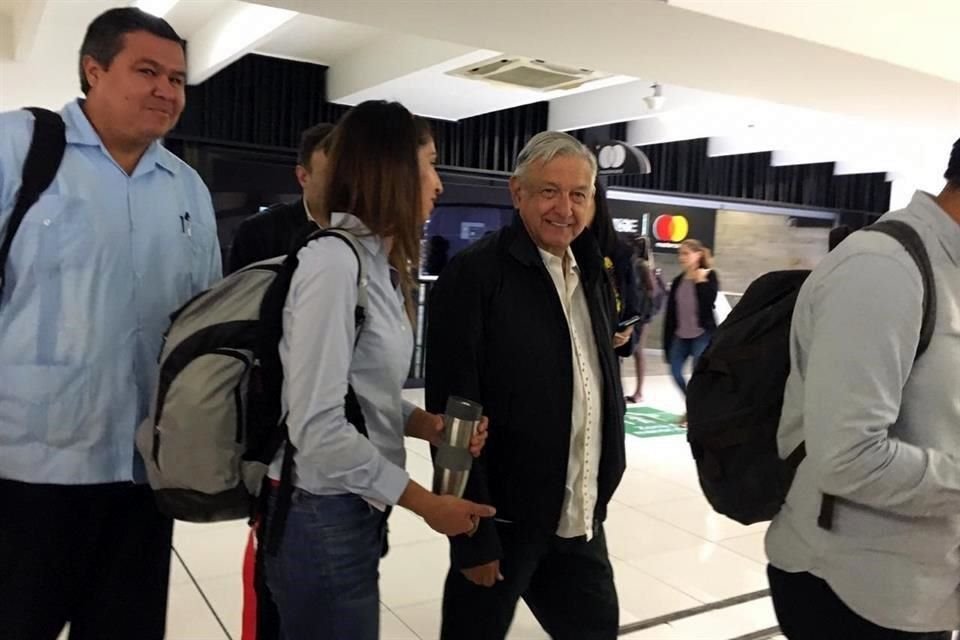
212,348 -> 252,445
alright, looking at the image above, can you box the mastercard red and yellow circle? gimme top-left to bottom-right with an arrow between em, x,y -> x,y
653,215 -> 689,242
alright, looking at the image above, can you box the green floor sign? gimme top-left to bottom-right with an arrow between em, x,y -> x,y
624,406 -> 686,438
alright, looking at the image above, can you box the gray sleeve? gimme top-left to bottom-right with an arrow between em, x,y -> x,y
802,251 -> 960,516
284,241 -> 410,505
401,399 -> 419,429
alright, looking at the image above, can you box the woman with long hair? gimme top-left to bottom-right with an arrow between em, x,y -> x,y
261,101 -> 494,640
663,239 -> 719,407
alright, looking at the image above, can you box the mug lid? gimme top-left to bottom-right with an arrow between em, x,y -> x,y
445,396 -> 483,421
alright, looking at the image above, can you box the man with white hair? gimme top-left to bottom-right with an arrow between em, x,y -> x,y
426,131 -> 627,639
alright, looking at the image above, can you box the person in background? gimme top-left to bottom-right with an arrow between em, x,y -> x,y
625,235 -> 663,404
587,181 -> 644,356
260,101 -> 494,640
424,234 -> 452,275
228,122 -> 333,272
0,8 -> 221,639
662,239 -> 719,419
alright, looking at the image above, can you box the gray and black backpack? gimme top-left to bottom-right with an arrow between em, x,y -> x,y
135,228 -> 368,523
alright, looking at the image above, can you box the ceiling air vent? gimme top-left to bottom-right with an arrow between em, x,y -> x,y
447,56 -> 609,92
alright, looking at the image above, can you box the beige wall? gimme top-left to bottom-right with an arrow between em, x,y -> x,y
713,210 -> 830,295
644,210 -> 830,349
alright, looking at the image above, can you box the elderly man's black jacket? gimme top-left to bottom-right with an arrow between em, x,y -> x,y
425,216 -> 627,569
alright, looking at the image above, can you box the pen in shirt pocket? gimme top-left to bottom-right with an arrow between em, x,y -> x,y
180,212 -> 192,237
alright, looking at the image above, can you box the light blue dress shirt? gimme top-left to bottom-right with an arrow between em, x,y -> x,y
269,212 -> 415,506
0,100 -> 222,485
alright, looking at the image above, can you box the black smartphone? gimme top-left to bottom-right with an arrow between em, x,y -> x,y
617,315 -> 642,332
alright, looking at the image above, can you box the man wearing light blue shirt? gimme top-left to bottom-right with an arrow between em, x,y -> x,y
0,8 -> 221,639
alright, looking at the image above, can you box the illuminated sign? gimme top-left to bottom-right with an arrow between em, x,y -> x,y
607,198 -> 715,255
593,141 -> 653,176
653,215 -> 690,243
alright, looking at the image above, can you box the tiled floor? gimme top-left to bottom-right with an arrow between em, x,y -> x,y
60,371 -> 781,639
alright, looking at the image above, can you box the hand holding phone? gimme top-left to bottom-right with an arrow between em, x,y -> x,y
617,315 -> 642,332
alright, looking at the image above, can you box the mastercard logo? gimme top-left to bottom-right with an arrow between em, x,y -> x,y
653,215 -> 689,242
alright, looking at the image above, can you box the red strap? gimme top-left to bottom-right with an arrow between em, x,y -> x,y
242,480 -> 281,640
240,523 -> 259,640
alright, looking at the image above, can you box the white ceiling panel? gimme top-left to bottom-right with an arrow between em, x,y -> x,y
165,0 -> 233,36
255,14 -> 383,65
668,0 -> 960,83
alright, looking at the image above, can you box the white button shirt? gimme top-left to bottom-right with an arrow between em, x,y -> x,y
539,247 -> 603,540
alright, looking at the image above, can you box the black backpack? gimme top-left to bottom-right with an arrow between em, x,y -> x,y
0,108 -> 66,306
686,220 -> 937,528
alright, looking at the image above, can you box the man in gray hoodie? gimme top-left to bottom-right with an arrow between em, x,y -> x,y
765,139 -> 960,640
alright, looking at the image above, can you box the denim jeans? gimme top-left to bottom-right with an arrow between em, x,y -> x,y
669,332 -> 712,395
264,491 -> 386,640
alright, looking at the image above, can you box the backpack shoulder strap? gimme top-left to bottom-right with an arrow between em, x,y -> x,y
864,220 -> 937,360
289,227 -> 368,324
818,219 -> 937,531
261,227 -> 372,556
314,228 -> 369,333
0,107 -> 66,304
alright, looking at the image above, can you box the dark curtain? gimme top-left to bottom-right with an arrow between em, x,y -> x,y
174,54 -> 547,173
175,54 -> 887,213
431,120 -> 459,167
828,173 -> 892,214
175,54 -> 339,149
568,128 -> 891,214
320,102 -> 547,173
449,102 -> 549,172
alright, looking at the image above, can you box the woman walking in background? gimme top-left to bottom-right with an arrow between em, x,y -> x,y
663,239 -> 719,418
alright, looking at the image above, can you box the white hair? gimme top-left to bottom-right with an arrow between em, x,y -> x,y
513,131 -> 598,184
